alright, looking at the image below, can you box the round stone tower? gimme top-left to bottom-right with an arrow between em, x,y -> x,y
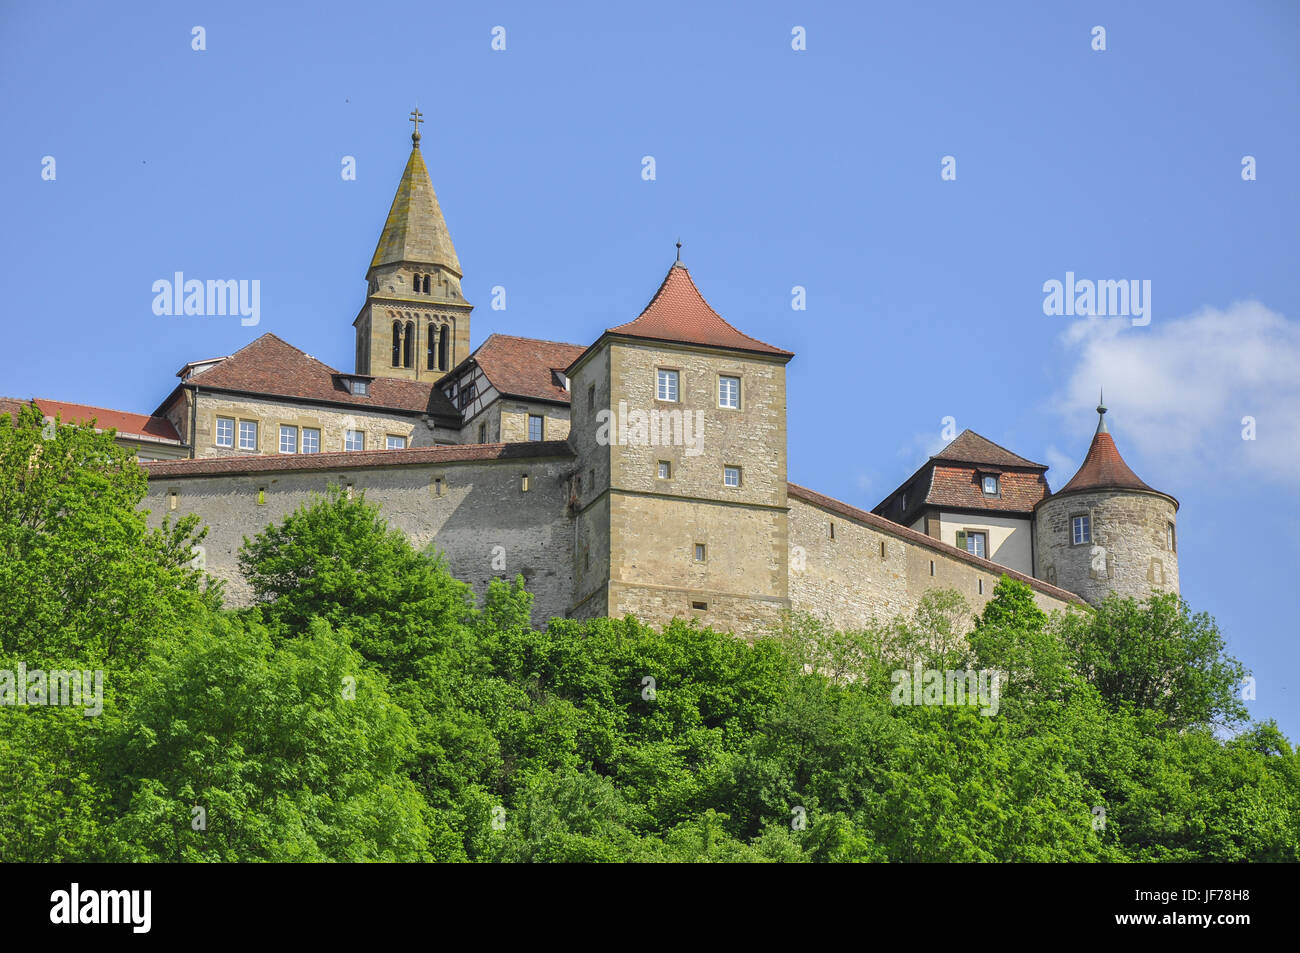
1034,397 -> 1179,605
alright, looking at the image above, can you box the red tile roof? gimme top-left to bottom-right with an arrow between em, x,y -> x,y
931,430 -> 1045,469
788,482 -> 1086,606
926,465 -> 1048,514
1051,429 -> 1175,508
157,333 -> 460,420
2,397 -> 183,442
571,264 -> 792,369
143,439 -> 573,478
455,334 -> 587,404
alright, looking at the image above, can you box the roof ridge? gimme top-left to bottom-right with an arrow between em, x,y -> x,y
482,332 -> 588,350
932,428 -> 1046,469
36,397 -> 163,419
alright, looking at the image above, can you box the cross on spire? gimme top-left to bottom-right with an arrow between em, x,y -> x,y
409,107 -> 423,144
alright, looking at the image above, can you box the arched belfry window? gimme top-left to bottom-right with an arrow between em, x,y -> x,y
426,324 -> 437,370
391,321 -> 401,367
403,320 -> 415,368
438,325 -> 449,371
423,275 -> 431,294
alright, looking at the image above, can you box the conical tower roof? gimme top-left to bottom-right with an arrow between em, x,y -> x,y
1050,396 -> 1178,509
368,129 -> 462,277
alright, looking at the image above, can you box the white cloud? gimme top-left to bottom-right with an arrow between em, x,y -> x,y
1054,300 -> 1300,485
1042,445 -> 1078,493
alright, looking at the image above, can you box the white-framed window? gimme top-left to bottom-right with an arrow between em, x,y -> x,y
345,429 -> 365,452
957,530 -> 987,559
1071,514 -> 1091,545
278,425 -> 298,454
214,416 -> 234,447
350,379 -> 369,396
723,465 -> 741,488
238,420 -> 258,451
695,543 -> 706,562
658,461 -> 671,479
982,475 -> 998,495
528,414 -> 544,441
657,369 -> 679,402
718,375 -> 740,409
386,434 -> 406,450
301,428 -> 321,454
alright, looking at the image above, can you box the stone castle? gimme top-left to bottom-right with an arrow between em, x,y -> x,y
7,119 -> 1182,635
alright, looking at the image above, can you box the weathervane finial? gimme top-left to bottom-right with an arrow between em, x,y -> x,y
1096,388 -> 1108,433
409,107 -> 423,145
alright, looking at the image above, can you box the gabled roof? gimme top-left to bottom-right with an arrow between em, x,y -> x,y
931,430 -> 1046,470
873,429 -> 1049,521
1049,406 -> 1176,508
2,396 -> 182,443
448,334 -> 587,405
569,263 -> 792,371
155,333 -> 459,421
369,141 -> 462,276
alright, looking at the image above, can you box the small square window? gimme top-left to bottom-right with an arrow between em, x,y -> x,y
345,429 -> 365,452
658,461 -> 671,479
350,379 -> 369,396
386,434 -> 406,450
238,420 -> 258,451
723,465 -> 741,488
718,376 -> 740,409
278,425 -> 297,454
215,416 -> 234,447
982,475 -> 998,495
301,427 -> 321,454
695,543 -> 706,562
1071,514 -> 1091,545
691,601 -> 707,611
528,414 -> 544,441
656,369 -> 679,402
957,530 -> 987,558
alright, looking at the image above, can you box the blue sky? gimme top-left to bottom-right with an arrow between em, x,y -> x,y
3,1 -> 1298,737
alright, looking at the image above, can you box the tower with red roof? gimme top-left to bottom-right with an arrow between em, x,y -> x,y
1034,395 -> 1180,605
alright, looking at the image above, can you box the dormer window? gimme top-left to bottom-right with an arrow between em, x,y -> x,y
351,380 -> 369,396
981,475 -> 999,495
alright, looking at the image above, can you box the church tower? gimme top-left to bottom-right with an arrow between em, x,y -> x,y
353,110 -> 472,382
1035,396 -> 1180,604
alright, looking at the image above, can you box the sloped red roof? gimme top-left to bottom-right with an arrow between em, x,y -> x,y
788,482 -> 1086,606
1054,430 -> 1161,497
927,466 -> 1048,513
932,430 -> 1045,469
598,263 -> 792,358
158,333 -> 459,420
458,334 -> 587,404
16,398 -> 183,442
143,439 -> 572,478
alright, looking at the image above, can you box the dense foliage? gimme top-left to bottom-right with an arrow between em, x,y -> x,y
1,405 -> 1296,861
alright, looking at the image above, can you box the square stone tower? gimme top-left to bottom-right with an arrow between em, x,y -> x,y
566,260 -> 794,634
354,119 -> 472,382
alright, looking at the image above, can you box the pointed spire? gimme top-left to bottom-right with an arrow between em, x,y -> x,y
1054,399 -> 1176,508
369,117 -> 461,277
1096,388 -> 1108,433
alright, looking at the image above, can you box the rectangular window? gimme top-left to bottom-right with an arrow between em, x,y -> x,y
214,416 -> 234,447
1167,522 -> 1176,553
478,423 -> 487,443
345,429 -> 365,452
691,601 -> 707,611
521,473 -> 530,492
301,427 -> 320,454
238,420 -> 258,451
723,465 -> 741,487
588,384 -> 595,410
695,543 -> 706,562
658,461 -> 671,480
386,434 -> 406,450
981,475 -> 999,495
957,531 -> 986,558
350,379 -> 369,396
718,375 -> 740,409
528,414 -> 544,441
256,487 -> 266,505
657,369 -> 679,402
1072,515 -> 1091,545
278,425 -> 297,454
